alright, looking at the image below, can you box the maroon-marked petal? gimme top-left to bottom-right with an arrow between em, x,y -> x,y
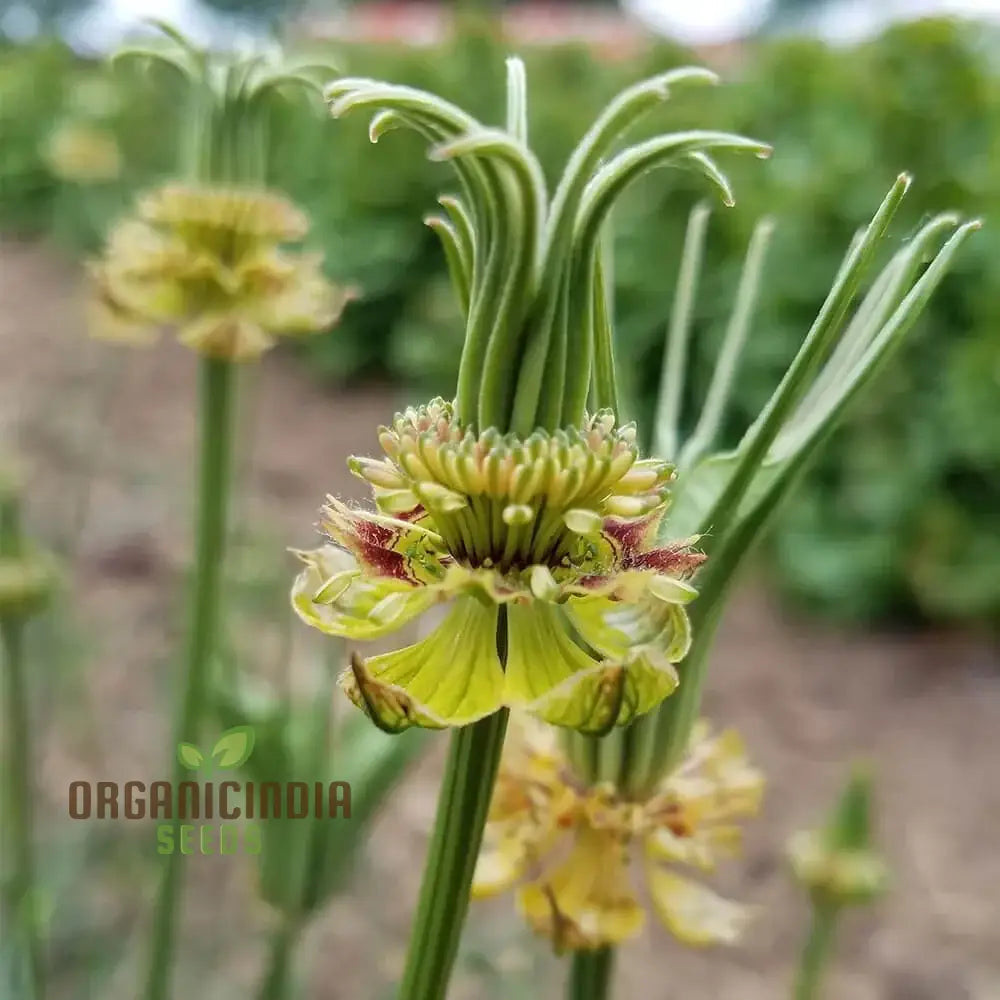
630,547 -> 706,576
328,514 -> 415,582
396,503 -> 428,523
602,512 -> 661,554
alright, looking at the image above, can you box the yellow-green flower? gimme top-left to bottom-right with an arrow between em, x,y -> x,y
44,121 -> 121,183
0,548 -> 55,620
788,768 -> 888,907
473,717 -> 763,951
88,183 -> 352,360
292,399 -> 705,733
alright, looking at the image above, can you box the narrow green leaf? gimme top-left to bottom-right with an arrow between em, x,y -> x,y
680,216 -> 775,468
425,215 -> 471,314
655,202 -> 711,459
695,175 -> 912,548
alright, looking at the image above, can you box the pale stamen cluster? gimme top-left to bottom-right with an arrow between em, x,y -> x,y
88,182 -> 347,360
350,399 -> 673,572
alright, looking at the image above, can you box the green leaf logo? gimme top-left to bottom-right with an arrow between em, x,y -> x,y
211,726 -> 255,769
177,743 -> 205,770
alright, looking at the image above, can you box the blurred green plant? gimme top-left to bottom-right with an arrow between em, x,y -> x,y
213,659 -> 427,1000
3,18 -> 999,627
788,767 -> 888,1000
0,467 -> 58,1000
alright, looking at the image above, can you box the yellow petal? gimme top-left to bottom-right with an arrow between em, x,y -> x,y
473,720 -> 574,897
665,726 -> 765,826
645,824 -> 743,871
178,313 -> 274,362
86,291 -> 156,345
504,603 -> 614,734
505,603 -> 678,734
473,832 -> 535,899
256,259 -> 354,335
342,595 -> 504,729
291,545 -> 433,640
518,827 -> 644,951
567,593 -> 691,663
646,865 -> 750,946
340,654 -> 437,733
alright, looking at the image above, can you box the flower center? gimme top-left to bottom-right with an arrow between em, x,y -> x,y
353,399 -> 674,574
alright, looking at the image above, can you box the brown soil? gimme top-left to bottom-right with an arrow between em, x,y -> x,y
2,239 -> 998,1000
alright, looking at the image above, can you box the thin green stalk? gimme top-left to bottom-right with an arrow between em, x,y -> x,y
654,203 -> 710,459
2,618 -> 45,1000
1,496 -> 45,1000
397,622 -> 510,1000
257,917 -> 301,1000
568,948 -> 614,1000
143,359 -> 236,1000
794,903 -> 838,1000
590,250 -> 619,415
679,216 -> 774,469
618,713 -> 657,798
648,579 -> 728,780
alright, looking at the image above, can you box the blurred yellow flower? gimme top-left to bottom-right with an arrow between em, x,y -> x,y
0,550 -> 55,619
473,718 -> 764,951
87,183 -> 352,361
44,122 -> 121,183
292,401 -> 705,733
788,767 -> 888,907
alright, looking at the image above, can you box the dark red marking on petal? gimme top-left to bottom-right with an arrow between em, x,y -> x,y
602,512 -> 660,554
630,547 -> 706,576
396,504 -> 428,523
327,510 -> 416,581
356,540 -> 411,580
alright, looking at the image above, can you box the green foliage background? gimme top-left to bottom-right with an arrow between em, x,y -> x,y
2,18 -> 998,628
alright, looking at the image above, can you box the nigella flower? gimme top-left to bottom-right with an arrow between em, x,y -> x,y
44,121 -> 121,183
292,63 -> 770,733
788,768 -> 888,908
472,717 -> 763,950
293,400 -> 705,733
88,183 -> 352,360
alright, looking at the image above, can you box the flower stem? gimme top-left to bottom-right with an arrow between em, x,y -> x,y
143,358 -> 236,1000
568,948 -> 614,1000
794,903 -> 838,1000
0,494 -> 45,1000
256,916 -> 301,1000
397,702 -> 509,999
2,620 -> 46,1000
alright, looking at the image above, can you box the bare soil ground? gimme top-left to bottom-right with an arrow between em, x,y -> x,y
2,239 -> 999,1000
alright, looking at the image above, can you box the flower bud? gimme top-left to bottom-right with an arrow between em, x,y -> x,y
648,575 -> 698,605
502,504 -> 534,527
312,569 -> 359,605
349,456 -> 407,491
563,509 -> 602,535
788,767 -> 888,907
0,554 -> 56,620
0,490 -> 56,620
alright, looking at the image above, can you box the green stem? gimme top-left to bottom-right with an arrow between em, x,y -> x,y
143,359 -> 236,1000
590,249 -> 619,415
568,948 -> 614,1000
397,708 -> 509,999
2,618 -> 45,1000
1,495 -> 45,1000
257,917 -> 301,1000
794,902 -> 839,1000
648,591 -> 726,782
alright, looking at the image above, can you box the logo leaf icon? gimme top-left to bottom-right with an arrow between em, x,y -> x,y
211,726 -> 255,769
177,743 -> 205,770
